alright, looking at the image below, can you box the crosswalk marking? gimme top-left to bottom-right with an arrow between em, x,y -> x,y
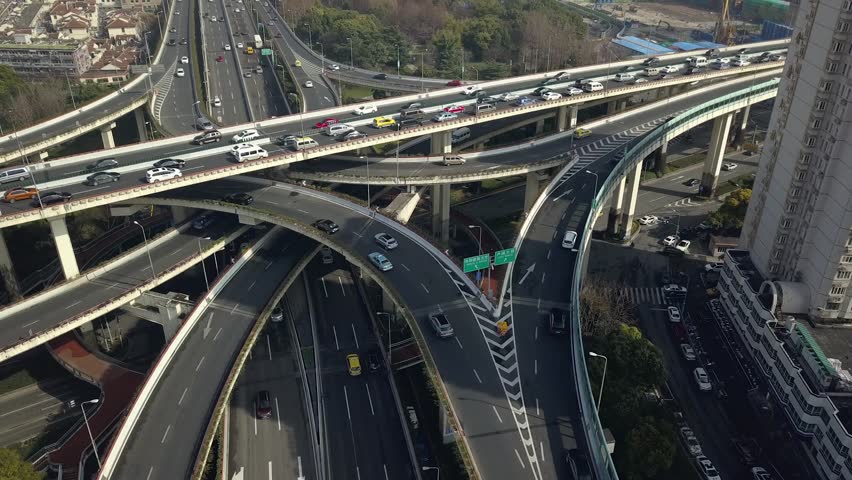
618,287 -> 665,305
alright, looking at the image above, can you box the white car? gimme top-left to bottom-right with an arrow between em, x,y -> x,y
213,95 -> 221,107
722,162 -> 738,171
561,230 -> 578,249
732,59 -> 750,67
662,235 -> 678,246
565,87 -> 584,96
352,104 -> 378,116
681,344 -> 696,361
432,112 -> 457,122
696,456 -> 721,480
368,252 -> 393,271
231,128 -> 260,143
667,306 -> 681,323
374,232 -> 398,250
541,91 -> 562,101
146,167 -> 182,183
693,368 -> 712,392
462,85 -> 482,96
676,240 -> 691,252
663,284 -> 688,296
329,64 -> 340,71
180,56 -> 189,64
230,142 -> 255,152
704,262 -> 723,272
679,427 -> 703,457
661,65 -> 679,73
175,68 -> 185,77
237,42 -> 244,49
638,215 -> 658,225
304,80 -> 313,88
496,92 -> 519,102
224,44 -> 231,51
210,15 -> 216,21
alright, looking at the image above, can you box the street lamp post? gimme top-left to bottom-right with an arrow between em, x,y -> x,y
133,221 -> 156,280
317,42 -> 324,71
376,311 -> 392,357
585,170 -> 599,210
468,225 -> 483,255
396,44 -> 400,78
422,466 -> 440,480
304,23 -> 312,50
588,352 -> 608,412
80,399 -> 102,468
197,237 -> 210,292
347,37 -> 353,70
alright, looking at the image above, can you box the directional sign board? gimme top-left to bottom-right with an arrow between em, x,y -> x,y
261,48 -> 273,56
493,247 -> 517,266
463,254 -> 491,273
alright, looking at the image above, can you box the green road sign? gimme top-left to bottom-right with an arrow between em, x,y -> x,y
463,253 -> 491,273
261,48 -> 273,56
493,247 -> 517,266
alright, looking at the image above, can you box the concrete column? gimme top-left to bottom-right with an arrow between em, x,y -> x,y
700,113 -> 734,197
431,131 -> 452,155
0,229 -> 20,299
431,184 -> 451,243
524,172 -> 541,213
534,119 -> 545,135
732,105 -> 750,149
100,122 -> 117,149
557,106 -> 568,132
569,105 -> 578,129
606,175 -> 626,237
654,140 -> 669,174
171,206 -> 193,225
618,162 -> 642,236
606,99 -> 618,114
618,99 -> 628,111
135,108 -> 148,142
49,216 -> 79,279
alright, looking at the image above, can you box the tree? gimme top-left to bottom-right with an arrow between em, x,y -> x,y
432,24 -> 463,75
579,278 -> 636,337
607,324 -> 666,390
0,448 -> 42,480
708,187 -> 751,232
623,416 -> 676,479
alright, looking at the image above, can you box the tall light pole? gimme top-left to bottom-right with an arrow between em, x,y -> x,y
80,398 -> 102,468
133,221 -> 156,280
347,37 -> 353,70
197,237 -> 210,292
422,466 -> 440,480
317,42 -> 324,71
396,44 -> 400,78
361,155 -> 370,208
304,23 -> 312,50
585,170 -> 599,210
588,352 -> 608,412
468,225 -> 482,255
419,49 -> 427,93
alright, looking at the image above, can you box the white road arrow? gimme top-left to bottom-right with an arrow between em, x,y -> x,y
518,263 -> 536,285
202,313 -> 214,339
230,467 -> 244,480
552,189 -> 573,202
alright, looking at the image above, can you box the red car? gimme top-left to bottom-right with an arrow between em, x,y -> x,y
215,55 -> 224,62
443,104 -> 465,114
446,79 -> 462,87
314,118 -> 338,129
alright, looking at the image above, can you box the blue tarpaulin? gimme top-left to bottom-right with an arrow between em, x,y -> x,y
613,36 -> 673,55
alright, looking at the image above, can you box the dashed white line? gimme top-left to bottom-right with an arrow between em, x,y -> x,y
195,357 -> 205,372
213,328 -> 222,341
540,441 -> 545,462
268,461 -> 273,480
534,359 -> 538,375
541,272 -> 546,284
546,250 -> 552,260
161,424 -> 171,443
321,277 -> 328,297
275,397 -> 281,431
492,405 -> 503,423
146,467 -> 154,480
454,336 -> 463,349
473,369 -> 482,384
332,325 -> 340,351
383,464 -> 390,480
343,385 -> 352,422
514,449 -> 526,468
534,326 -> 538,341
400,263 -> 410,271
365,383 -> 375,416
536,398 -> 540,416
65,301 -> 82,310
338,276 -> 346,295
248,280 -> 256,291
266,334 -> 272,360
178,388 -> 188,405
421,283 -> 430,294
351,323 -> 359,349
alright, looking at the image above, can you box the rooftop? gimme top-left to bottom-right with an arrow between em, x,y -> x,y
0,41 -> 79,50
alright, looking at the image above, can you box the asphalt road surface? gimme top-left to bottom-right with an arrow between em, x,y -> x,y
200,0 -> 251,126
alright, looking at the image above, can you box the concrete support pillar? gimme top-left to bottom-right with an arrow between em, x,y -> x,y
606,99 -> 617,114
534,119 -> 545,135
0,229 -> 20,298
431,184 -> 451,243
732,105 -> 750,149
618,100 -> 628,111
606,175 -> 626,237
618,162 -> 642,236
569,105 -> 578,129
524,172 -> 541,213
134,108 -> 148,142
49,216 -> 79,279
171,206 -> 193,225
557,106 -> 579,132
654,140 -> 669,174
100,122 -> 117,149
431,131 -> 452,155
700,113 -> 734,197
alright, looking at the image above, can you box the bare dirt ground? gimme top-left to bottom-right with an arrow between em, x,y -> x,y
601,1 -> 721,30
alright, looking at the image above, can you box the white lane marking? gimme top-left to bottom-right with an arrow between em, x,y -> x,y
400,263 -> 410,271
365,383 -> 375,416
454,336 -> 463,349
343,385 -> 352,422
268,461 -> 272,480
421,283 -> 430,294
546,250 -> 551,260
351,323 -> 360,349
473,369 -> 482,384
178,388 -> 188,406
540,441 -> 545,462
534,326 -> 538,341
266,334 -> 272,360
213,328 -> 222,341
65,301 -> 82,310
649,195 -> 667,203
356,467 -> 361,480
321,277 -> 328,297
161,424 -> 171,443
515,449 -> 526,468
338,276 -> 346,296
541,272 -> 546,284
248,280 -> 256,291
231,303 -> 240,314
254,409 -> 257,436
21,319 -> 39,328
383,464 -> 390,480
265,260 -> 273,270
536,398 -> 540,416
332,325 -> 340,351
537,298 -> 541,309
146,467 -> 154,480
196,357 -> 205,372
492,405 -> 503,423
534,359 -> 538,376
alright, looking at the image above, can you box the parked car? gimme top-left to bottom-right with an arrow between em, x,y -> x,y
662,235 -> 679,246
313,219 -> 339,234
696,456 -> 721,480
679,427 -> 704,456
681,343 -> 697,361
704,262 -> 724,272
676,240 -> 691,252
222,192 -> 253,205
86,171 -> 120,186
374,232 -> 398,250
368,252 -> 393,271
693,368 -> 712,391
667,306 -> 682,323
3,187 -> 38,203
722,162 -> 738,171
638,215 -> 658,225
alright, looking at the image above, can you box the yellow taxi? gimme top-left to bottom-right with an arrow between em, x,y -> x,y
574,127 -> 592,138
246,46 -> 254,55
372,116 -> 396,128
347,353 -> 362,376
295,59 -> 302,67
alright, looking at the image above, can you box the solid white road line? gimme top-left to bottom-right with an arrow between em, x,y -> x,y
400,263 -> 410,271
351,323 -> 360,349
332,325 -> 340,351
492,405 -> 503,423
365,383 -> 375,416
343,385 -> 352,422
321,277 -> 328,297
473,369 -> 482,384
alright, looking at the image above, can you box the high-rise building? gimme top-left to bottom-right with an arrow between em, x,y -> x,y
740,0 -> 852,324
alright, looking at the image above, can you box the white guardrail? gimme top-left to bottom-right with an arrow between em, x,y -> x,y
96,226 -> 279,478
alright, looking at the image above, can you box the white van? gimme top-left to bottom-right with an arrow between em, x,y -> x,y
293,137 -> 319,151
643,67 -> 661,76
232,144 -> 268,163
451,127 -> 471,144
582,81 -> 604,92
613,72 -> 634,82
327,124 -> 354,136
0,166 -> 30,184
689,56 -> 708,67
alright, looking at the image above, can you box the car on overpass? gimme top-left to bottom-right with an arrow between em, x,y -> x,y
145,167 -> 182,183
495,92 -> 518,102
231,129 -> 259,143
87,158 -> 119,171
368,252 -> 393,271
312,219 -> 339,234
443,104 -> 465,114
222,192 -> 253,205
566,87 -> 584,96
353,104 -> 377,115
86,171 -> 120,186
374,233 -> 398,250
153,158 -> 186,169
432,112 -> 457,123
462,85 -> 482,96
3,187 -> 38,203
192,130 -> 221,145
314,118 -> 338,129
39,191 -> 72,206
574,128 -> 592,138
373,117 -> 396,128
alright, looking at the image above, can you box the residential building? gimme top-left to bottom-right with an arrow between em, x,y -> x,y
740,0 -> 852,323
0,41 -> 92,75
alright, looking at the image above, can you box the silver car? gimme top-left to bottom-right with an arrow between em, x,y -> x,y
374,233 -> 398,250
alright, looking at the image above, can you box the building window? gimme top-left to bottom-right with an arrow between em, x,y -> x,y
801,153 -> 812,164
796,170 -> 807,181
843,255 -> 852,263
836,271 -> 852,280
770,264 -> 780,274
812,119 -> 822,129
786,203 -> 797,214
827,302 -> 841,311
777,234 -> 788,245
790,188 -> 801,198
827,62 -> 839,73
841,21 -> 851,32
831,286 -> 847,295
806,137 -> 816,147
844,0 -> 852,11
781,218 -> 792,228
833,41 -> 846,53
773,250 -> 783,259
816,100 -> 827,111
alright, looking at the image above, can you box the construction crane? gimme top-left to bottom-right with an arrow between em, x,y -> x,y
715,0 -> 738,45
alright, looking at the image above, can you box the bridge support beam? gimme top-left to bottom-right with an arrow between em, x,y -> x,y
431,184 -> 451,243
100,122 -> 117,149
524,172 -> 543,213
431,131 -> 452,155
556,105 -> 578,132
618,162 -> 642,236
171,206 -> 193,225
134,108 -> 148,142
0,229 -> 20,299
732,105 -> 750,149
606,176 -> 626,238
700,112 -> 733,197
534,119 -> 545,135
654,140 -> 669,174
49,216 -> 79,279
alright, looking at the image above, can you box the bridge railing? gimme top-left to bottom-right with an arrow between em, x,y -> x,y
573,77 -> 780,479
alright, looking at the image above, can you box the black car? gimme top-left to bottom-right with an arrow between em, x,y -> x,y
153,158 -> 186,169
705,48 -> 720,58
223,192 -> 254,205
87,158 -> 118,171
399,117 -> 424,128
554,71 -> 570,79
180,38 -> 188,45
548,308 -> 568,335
661,246 -> 685,257
643,57 -> 660,66
167,39 -> 176,46
367,348 -> 382,372
532,87 -> 552,96
86,171 -> 120,186
542,77 -> 561,85
192,130 -> 221,145
256,390 -> 272,419
37,191 -> 72,207
276,135 -> 298,147
193,215 -> 214,230
313,219 -> 339,234
685,178 -> 700,187
373,73 -> 388,80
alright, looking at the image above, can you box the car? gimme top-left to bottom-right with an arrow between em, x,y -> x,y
548,308 -> 568,334
541,77 -> 562,85
401,102 -> 423,110
663,283 -> 688,296
496,92 -> 519,102
267,20 -> 274,25
399,117 -> 424,128
561,230 -> 577,249
224,44 -> 231,51
86,171 -> 120,186
372,116 -> 396,128
175,68 -> 185,77
314,118 -> 338,129
210,15 -> 216,21
313,219 -> 339,234
304,80 -> 313,87
368,252 -> 393,271
367,348 -> 382,371
231,129 -> 259,143
432,112 -> 457,122
681,343 -> 697,361
662,235 -> 679,246
632,77 -> 648,84
429,312 -> 454,338
274,32 -> 282,38
320,246 -> 333,264
168,38 -> 176,46
711,58 -> 730,69
255,65 -> 262,73
722,162 -> 738,171
443,104 -> 465,114
196,117 -> 214,130
255,390 -> 272,418
275,134 -> 298,147
174,10 -> 180,14
446,79 -> 462,86
693,368 -> 712,391
146,167 -> 182,184
566,448 -> 592,480
373,73 -> 388,80
87,158 -> 118,171
541,91 -> 562,101
769,54 -> 784,62
704,262 -> 723,272
554,71 -> 571,80
565,87 -> 584,96
193,130 -> 222,145
676,239 -> 691,252
573,128 -> 591,138
193,215 -> 214,230
696,456 -> 721,480
667,306 -> 682,323
179,38 -> 188,45
343,130 -> 367,141
294,59 -> 302,67
662,246 -> 685,257
223,192 -> 253,205
680,427 -> 703,456
643,57 -> 660,66
215,56 -> 224,63
685,66 -> 703,75
243,71 -> 252,78
347,353 -> 362,376
328,64 -> 340,71
39,191 -> 72,206
180,56 -> 189,64
269,307 -> 283,323
462,85 -> 482,96
661,65 -> 679,73
515,96 -> 536,106
374,232 -> 398,250
352,104 -> 377,115
170,27 -> 177,32
153,158 -> 186,169
638,215 -> 658,225
3,187 -> 38,203
751,467 -> 774,480
213,96 -> 221,107
236,42 -> 244,49
684,178 -> 700,187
